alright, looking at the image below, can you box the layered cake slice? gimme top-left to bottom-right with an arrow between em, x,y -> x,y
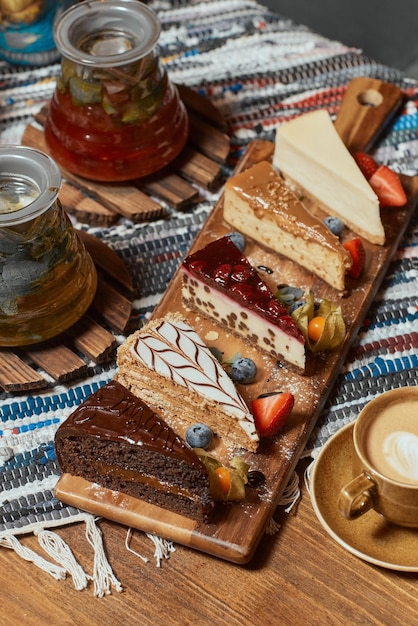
181,236 -> 306,371
223,161 -> 352,291
116,314 -> 259,452
55,380 -> 214,521
273,109 -> 384,245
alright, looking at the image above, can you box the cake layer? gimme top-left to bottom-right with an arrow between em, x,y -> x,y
55,380 -> 214,521
117,314 -> 259,451
223,161 -> 352,291
181,236 -> 306,370
273,109 -> 384,245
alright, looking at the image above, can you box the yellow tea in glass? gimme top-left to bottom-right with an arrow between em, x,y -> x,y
0,146 -> 97,346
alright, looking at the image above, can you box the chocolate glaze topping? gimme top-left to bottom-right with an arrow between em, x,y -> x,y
55,380 -> 203,469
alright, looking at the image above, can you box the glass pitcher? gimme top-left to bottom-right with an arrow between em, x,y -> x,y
44,0 -> 189,182
0,146 -> 97,347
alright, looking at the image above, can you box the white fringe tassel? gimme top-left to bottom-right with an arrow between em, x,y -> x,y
304,458 -> 316,495
0,534 -> 67,581
279,471 -> 301,514
265,470 -> 301,535
125,528 -> 175,568
125,527 -> 149,563
145,533 -> 176,567
85,516 -> 123,597
36,528 -> 90,591
265,515 -> 281,535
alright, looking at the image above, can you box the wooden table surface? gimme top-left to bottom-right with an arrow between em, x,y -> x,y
3,459 -> 417,626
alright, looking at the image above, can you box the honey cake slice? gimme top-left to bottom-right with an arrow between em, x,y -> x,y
223,161 -> 352,291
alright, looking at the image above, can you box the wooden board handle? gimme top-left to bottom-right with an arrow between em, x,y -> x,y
334,77 -> 403,153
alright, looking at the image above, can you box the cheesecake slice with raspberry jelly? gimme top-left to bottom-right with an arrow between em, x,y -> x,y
181,236 -> 306,371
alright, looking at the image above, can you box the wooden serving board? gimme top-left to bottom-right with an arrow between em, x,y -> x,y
56,78 -> 418,564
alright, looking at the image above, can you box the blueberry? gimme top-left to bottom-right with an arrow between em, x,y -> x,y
276,284 -> 304,306
186,423 -> 213,449
230,357 -> 257,384
323,216 -> 344,236
226,231 -> 246,253
247,470 -> 266,488
289,299 -> 306,314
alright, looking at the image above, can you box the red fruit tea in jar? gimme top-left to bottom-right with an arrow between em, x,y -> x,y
44,0 -> 189,182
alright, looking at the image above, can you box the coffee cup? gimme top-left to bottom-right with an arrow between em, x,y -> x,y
338,387 -> 418,527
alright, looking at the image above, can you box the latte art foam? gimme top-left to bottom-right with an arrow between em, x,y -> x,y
383,431 -> 418,483
363,396 -> 418,486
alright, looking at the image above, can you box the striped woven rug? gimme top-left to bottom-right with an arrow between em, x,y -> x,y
0,0 -> 417,593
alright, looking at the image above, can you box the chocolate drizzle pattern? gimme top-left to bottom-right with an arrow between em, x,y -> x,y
131,317 -> 258,442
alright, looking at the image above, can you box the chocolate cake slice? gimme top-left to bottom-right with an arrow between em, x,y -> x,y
54,380 -> 214,521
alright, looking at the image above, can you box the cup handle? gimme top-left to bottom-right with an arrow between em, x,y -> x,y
338,471 -> 377,520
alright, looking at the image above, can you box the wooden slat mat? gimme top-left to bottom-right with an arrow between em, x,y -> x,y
2,87 -> 230,392
22,86 -> 230,227
0,233 -> 135,392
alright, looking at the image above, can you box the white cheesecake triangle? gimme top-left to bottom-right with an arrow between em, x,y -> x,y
273,109 -> 384,245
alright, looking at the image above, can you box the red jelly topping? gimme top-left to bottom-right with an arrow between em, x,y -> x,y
183,236 -> 304,343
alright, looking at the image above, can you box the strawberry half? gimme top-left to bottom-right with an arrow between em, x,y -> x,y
343,237 -> 366,279
354,152 -> 378,180
251,391 -> 294,438
368,165 -> 407,207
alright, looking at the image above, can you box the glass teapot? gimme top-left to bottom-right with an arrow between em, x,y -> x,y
44,0 -> 189,182
0,146 -> 97,347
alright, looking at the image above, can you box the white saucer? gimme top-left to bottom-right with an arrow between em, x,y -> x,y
309,422 -> 418,572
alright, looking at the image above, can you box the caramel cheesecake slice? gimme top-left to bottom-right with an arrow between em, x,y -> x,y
223,161 -> 352,291
273,109 -> 384,245
181,236 -> 306,371
117,314 -> 259,452
55,380 -> 214,521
